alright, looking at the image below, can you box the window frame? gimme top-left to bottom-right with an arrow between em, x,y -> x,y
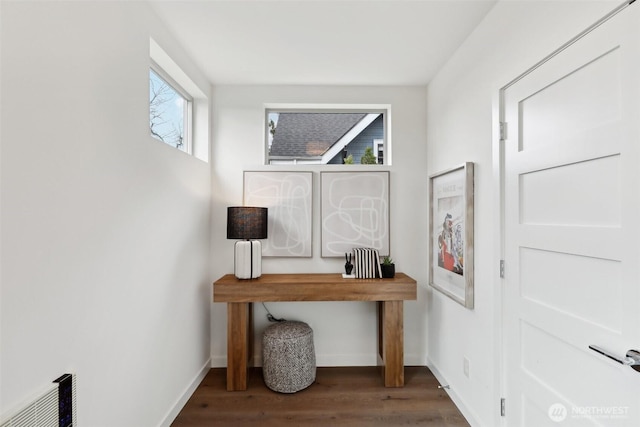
374,138 -> 384,165
149,37 -> 209,162
149,59 -> 194,154
264,104 -> 392,166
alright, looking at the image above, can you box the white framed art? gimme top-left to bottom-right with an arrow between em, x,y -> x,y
429,162 -> 474,309
244,171 -> 313,257
320,171 -> 390,257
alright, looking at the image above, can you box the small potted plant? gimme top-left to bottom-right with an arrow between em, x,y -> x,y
381,256 -> 395,278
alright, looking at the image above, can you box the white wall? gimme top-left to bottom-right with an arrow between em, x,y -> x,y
425,1 -> 622,426
0,2 -> 211,426
210,85 -> 428,367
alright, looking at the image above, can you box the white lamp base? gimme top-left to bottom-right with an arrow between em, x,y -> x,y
234,240 -> 262,279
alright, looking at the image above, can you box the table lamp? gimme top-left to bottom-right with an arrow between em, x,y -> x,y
227,206 -> 268,279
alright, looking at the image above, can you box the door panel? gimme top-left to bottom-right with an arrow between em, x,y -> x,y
519,47 -> 622,152
520,247 -> 622,332
519,155 -> 621,226
503,3 -> 640,426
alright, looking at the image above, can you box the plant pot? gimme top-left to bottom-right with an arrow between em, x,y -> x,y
381,263 -> 395,278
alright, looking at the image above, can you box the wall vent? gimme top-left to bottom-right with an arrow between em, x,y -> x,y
0,374 -> 76,427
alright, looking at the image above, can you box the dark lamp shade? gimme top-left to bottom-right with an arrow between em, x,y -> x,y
227,207 -> 268,240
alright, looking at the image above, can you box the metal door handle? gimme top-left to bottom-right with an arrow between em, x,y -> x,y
589,345 -> 640,372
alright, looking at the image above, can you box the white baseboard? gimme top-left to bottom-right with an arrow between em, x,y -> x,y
211,355 -> 226,368
404,353 -> 426,367
426,359 -> 480,427
158,358 -> 211,427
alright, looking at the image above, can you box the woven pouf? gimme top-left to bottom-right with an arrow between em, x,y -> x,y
262,321 -> 316,393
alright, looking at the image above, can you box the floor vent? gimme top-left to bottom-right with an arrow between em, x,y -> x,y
1,374 -> 76,427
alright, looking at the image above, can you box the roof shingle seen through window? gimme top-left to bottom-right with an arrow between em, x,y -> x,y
270,113 -> 367,157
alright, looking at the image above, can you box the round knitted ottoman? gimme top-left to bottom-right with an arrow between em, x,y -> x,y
262,321 -> 316,393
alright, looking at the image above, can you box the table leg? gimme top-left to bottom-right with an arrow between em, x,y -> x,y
226,302 -> 252,391
379,300 -> 404,387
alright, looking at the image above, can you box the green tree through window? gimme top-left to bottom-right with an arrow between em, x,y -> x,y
360,146 -> 377,164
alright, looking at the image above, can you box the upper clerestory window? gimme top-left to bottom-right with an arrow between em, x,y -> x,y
149,64 -> 192,153
149,38 -> 209,162
265,105 -> 391,165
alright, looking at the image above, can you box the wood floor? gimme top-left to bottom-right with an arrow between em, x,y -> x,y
171,366 -> 470,426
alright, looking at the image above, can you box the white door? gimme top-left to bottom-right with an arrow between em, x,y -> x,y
503,3 -> 640,426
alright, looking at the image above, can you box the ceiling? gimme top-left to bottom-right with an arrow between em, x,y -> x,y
149,0 -> 497,86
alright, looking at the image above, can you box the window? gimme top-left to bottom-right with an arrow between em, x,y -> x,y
265,105 -> 391,165
149,64 -> 192,152
149,38 -> 209,162
375,139 -> 384,165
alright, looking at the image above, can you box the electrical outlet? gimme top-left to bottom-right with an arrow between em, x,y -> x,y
463,357 -> 470,378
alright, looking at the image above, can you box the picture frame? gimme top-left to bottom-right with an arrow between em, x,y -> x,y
429,162 -> 474,308
320,171 -> 390,257
243,171 -> 313,257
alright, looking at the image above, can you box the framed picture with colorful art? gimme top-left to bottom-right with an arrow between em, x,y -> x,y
429,162 -> 474,309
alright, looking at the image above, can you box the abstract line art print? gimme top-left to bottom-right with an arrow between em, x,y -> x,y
320,171 -> 390,257
244,171 -> 313,257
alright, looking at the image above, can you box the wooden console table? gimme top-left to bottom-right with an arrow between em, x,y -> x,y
213,273 -> 417,391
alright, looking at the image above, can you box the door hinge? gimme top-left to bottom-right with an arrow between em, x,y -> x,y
501,398 -> 506,416
500,122 -> 508,140
500,260 -> 505,278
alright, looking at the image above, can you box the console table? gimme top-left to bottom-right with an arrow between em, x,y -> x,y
213,273 -> 417,391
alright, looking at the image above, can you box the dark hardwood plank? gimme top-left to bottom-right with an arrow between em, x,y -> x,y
171,367 -> 469,426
